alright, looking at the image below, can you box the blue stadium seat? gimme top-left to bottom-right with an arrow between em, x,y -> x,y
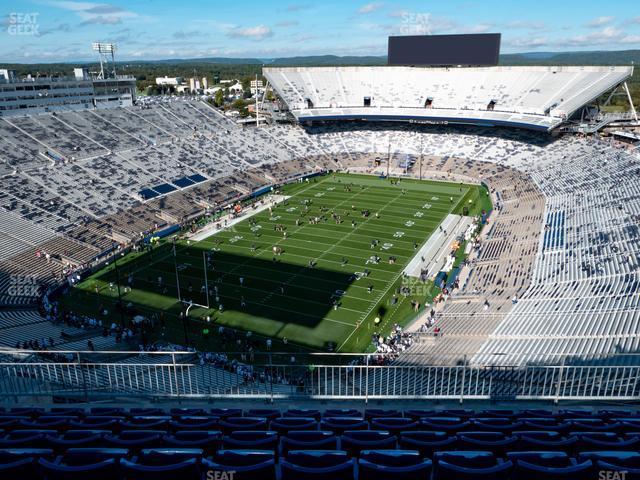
516,410 -> 556,419
19,415 -> 76,431
359,449 -> 432,480
281,430 -> 338,455
281,450 -> 355,480
479,409 -> 516,418
520,417 -> 569,432
471,417 -> 522,432
512,458 -> 592,480
0,448 -> 54,462
169,416 -> 219,431
370,417 -> 418,435
45,429 -> 111,450
270,417 -> 318,434
223,430 -> 278,451
617,419 -> 640,432
433,451 -> 512,480
50,408 -> 85,417
399,431 -> 456,457
340,430 -> 396,456
0,429 -> 57,448
575,431 -> 640,451
405,410 -> 439,420
69,416 -> 123,431
0,416 -> 29,431
455,431 -> 517,455
204,449 -> 276,480
284,409 -> 321,421
559,409 -> 593,420
90,408 -> 126,417
60,447 -> 129,465
507,451 -> 572,467
103,430 -> 165,451
514,431 -> 577,452
9,408 -> 45,418
567,418 -> 620,432
121,457 -> 199,479
0,448 -> 53,480
441,409 -> 475,419
169,408 -> 207,417
39,458 -> 121,480
323,409 -> 361,418
434,451 -> 501,468
209,408 -> 243,418
120,416 -> 171,430
320,417 -> 368,434
599,410 -> 638,419
162,431 -> 221,455
219,417 -> 268,434
364,409 -> 402,421
419,416 -> 471,433
579,450 -> 640,467
137,448 -> 203,464
129,408 -> 167,417
247,409 -> 281,420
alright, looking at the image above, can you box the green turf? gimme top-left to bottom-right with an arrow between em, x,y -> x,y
65,173 -> 490,353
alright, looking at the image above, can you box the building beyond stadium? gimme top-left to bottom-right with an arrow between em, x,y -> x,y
0,68 -> 136,117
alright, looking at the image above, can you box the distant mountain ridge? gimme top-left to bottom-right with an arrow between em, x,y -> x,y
141,50 -> 639,66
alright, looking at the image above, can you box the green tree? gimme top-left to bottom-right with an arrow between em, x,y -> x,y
214,89 -> 224,107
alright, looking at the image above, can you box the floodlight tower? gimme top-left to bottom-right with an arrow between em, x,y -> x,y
92,42 -> 117,79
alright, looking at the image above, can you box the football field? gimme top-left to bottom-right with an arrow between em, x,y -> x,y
70,173 -> 489,352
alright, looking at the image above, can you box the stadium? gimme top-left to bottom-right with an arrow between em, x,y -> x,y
0,19 -> 640,479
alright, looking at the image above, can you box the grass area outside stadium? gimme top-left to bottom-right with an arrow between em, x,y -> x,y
62,172 -> 492,354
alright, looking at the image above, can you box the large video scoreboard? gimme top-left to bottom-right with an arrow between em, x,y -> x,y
388,33 -> 501,66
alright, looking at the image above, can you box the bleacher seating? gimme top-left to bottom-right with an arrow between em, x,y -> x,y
0,407 -> 638,478
264,65 -> 632,130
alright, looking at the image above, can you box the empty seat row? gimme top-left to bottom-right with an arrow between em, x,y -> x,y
4,413 -> 640,436
4,407 -> 638,420
2,447 -> 640,479
2,428 -> 640,456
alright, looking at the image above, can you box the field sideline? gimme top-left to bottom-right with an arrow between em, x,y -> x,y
66,172 -> 490,352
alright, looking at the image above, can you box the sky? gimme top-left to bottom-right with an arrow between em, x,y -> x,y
1,0 -> 640,63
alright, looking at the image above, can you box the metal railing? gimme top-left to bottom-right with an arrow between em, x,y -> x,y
1,350 -> 639,403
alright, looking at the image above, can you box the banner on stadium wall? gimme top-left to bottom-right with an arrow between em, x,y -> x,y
144,224 -> 180,243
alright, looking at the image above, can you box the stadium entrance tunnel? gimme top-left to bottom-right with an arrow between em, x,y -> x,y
85,242 -> 361,346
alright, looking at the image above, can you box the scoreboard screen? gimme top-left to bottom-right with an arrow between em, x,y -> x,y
388,33 -> 501,66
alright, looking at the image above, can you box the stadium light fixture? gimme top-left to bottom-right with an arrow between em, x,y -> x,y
92,42 -> 117,79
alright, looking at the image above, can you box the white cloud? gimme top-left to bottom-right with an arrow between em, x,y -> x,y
505,20 -> 546,30
585,16 -> 614,28
358,2 -> 384,14
506,25 -> 640,50
506,36 -> 550,48
619,34 -> 640,43
49,1 -> 139,25
226,24 -> 273,40
465,22 -> 495,34
275,20 -> 299,27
